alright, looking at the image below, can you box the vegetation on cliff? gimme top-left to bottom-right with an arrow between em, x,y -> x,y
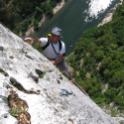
0,0 -> 62,34
68,1 -> 124,115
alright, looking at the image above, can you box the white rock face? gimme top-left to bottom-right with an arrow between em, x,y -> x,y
87,0 -> 115,18
0,24 -> 118,124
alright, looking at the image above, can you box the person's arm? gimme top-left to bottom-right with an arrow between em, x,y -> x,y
52,41 -> 66,65
52,54 -> 64,65
24,35 -> 40,45
24,37 -> 34,45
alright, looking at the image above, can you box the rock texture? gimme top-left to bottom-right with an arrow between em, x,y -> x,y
0,24 -> 118,124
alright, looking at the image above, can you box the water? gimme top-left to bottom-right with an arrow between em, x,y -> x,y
38,0 -> 118,53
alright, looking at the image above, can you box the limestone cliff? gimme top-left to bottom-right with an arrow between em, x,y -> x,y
0,24 -> 118,124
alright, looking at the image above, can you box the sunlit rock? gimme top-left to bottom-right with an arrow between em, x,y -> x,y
0,24 -> 118,124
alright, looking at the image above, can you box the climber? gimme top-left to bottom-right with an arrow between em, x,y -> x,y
24,26 -> 72,79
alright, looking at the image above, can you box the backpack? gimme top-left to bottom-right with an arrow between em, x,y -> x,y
42,40 -> 62,52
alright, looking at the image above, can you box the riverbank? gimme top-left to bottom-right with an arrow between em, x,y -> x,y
40,0 -> 66,26
53,0 -> 66,14
25,0 -> 66,36
98,0 -> 124,26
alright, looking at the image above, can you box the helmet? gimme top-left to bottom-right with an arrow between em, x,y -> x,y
51,26 -> 62,36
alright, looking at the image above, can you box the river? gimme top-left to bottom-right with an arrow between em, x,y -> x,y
38,0 -> 118,53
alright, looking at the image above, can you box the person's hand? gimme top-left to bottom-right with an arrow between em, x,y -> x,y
24,37 -> 34,45
51,60 -> 56,65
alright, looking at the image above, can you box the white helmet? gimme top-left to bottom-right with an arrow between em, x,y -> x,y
51,26 -> 62,36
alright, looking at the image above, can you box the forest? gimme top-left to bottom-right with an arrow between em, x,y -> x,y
68,1 -> 124,115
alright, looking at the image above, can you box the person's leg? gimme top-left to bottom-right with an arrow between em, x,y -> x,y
56,60 -> 73,80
